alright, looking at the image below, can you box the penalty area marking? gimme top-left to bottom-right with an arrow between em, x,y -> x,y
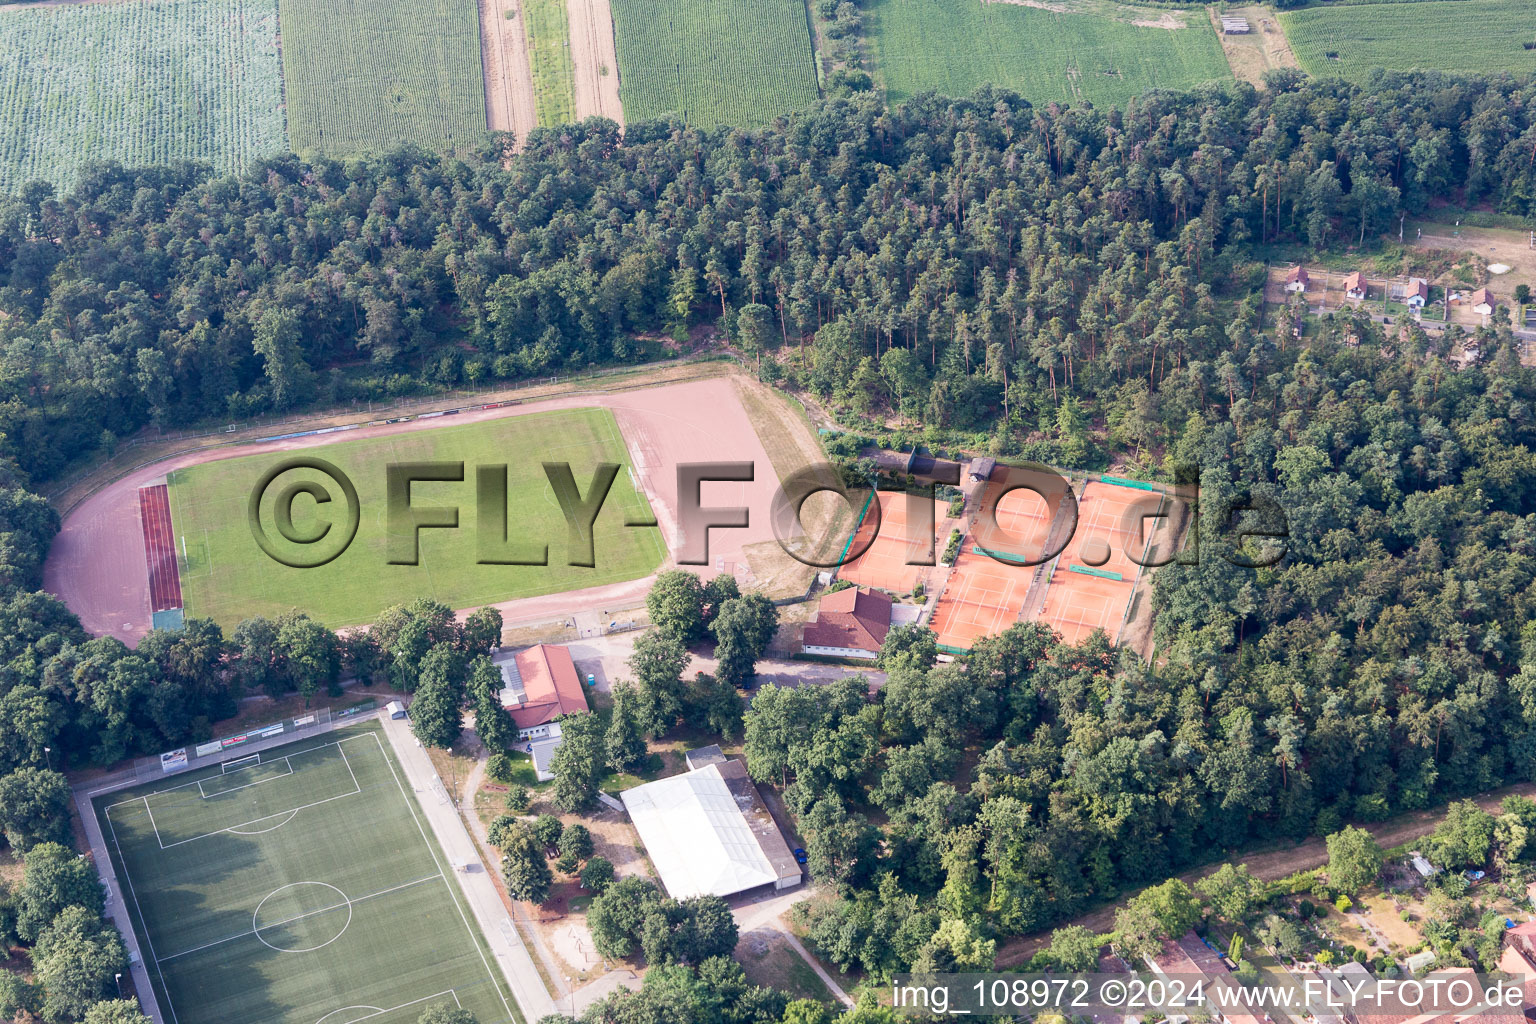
315,989 -> 462,1024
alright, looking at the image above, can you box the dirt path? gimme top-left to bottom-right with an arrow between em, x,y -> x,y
995,779 -> 1536,966
480,0 -> 538,142
1209,4 -> 1299,87
566,0 -> 623,124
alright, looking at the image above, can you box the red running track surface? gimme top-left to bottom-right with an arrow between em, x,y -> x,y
137,485 -> 183,613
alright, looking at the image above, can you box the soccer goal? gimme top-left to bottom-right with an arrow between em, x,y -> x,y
222,753 -> 262,773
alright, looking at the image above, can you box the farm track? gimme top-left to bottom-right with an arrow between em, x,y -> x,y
567,0 -> 622,124
479,0 -> 537,143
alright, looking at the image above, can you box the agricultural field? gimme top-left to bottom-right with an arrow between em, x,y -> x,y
1279,0 -> 1536,81
609,0 -> 820,128
94,724 -> 519,1024
0,0 -> 286,191
167,408 -> 666,628
867,0 -> 1232,108
525,0 -> 578,126
278,0 -> 487,154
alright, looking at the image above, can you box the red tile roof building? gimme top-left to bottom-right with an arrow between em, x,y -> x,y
498,643 -> 588,737
802,587 -> 893,659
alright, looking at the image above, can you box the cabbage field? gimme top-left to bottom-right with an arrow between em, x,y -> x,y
0,0 -> 287,191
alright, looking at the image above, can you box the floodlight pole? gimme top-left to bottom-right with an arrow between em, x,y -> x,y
43,746 -> 51,771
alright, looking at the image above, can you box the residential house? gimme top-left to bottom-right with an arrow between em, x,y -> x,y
1344,271 -> 1367,299
496,643 -> 589,740
1472,288 -> 1495,316
1405,278 -> 1428,309
803,586 -> 892,660
1285,266 -> 1309,293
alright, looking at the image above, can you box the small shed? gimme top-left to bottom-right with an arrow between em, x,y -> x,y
386,699 -> 407,720
1405,949 -> 1436,975
685,744 -> 727,771
1410,852 -> 1440,879
968,456 -> 997,482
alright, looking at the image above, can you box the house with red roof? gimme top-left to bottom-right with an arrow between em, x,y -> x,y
496,643 -> 589,740
1285,266 -> 1310,293
802,587 -> 892,660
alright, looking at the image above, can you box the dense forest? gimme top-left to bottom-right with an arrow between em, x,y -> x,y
3,69 -> 1536,1020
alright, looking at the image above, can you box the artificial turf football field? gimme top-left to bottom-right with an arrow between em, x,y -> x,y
167,407 -> 666,627
93,722 -> 517,1024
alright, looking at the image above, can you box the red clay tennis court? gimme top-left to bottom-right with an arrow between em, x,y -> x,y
838,492 -> 952,595
929,481 -> 1055,652
1036,480 -> 1164,646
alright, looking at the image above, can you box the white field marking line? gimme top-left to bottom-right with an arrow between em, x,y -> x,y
156,872 -> 445,963
106,809 -> 182,1024
142,797 -> 164,849
125,738 -> 371,850
105,733 -> 370,810
315,989 -> 460,1024
159,778 -> 361,850
375,728 -> 518,1024
226,809 -> 299,835
197,757 -> 294,798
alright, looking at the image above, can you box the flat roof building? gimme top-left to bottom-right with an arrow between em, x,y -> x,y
621,759 -> 801,899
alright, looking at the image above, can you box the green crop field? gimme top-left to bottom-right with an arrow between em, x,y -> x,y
94,724 -> 518,1024
1280,0 -> 1536,81
868,0 -> 1231,108
609,0 -> 820,128
525,0 -> 578,126
278,0 -> 486,154
167,408 -> 665,628
0,0 -> 285,191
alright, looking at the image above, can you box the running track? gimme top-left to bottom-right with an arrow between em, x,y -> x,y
137,485 -> 182,613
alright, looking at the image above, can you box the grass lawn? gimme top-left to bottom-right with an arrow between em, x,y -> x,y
609,0 -> 819,128
524,0 -> 578,126
278,0 -> 486,153
168,408 -> 665,628
867,0 -> 1231,108
1280,0 -> 1536,81
0,0 -> 286,191
93,723 -> 519,1024
737,930 -> 832,1004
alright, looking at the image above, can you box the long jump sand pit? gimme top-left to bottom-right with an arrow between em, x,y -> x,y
45,376 -> 808,643
836,491 -> 953,596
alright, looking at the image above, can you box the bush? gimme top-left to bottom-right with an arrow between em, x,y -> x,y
505,786 -> 531,813
555,851 -> 580,874
1335,895 -> 1353,913
533,814 -> 564,849
486,753 -> 515,783
580,856 -> 615,894
1298,900 -> 1315,919
558,823 -> 594,862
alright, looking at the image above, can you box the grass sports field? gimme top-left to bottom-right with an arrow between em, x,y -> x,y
609,0 -> 819,128
867,0 -> 1231,108
0,0 -> 286,191
93,723 -> 518,1024
168,408 -> 665,627
277,0 -> 486,154
525,0 -> 578,127
1279,0 -> 1536,81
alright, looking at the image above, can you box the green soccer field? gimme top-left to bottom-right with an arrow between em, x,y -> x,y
867,0 -> 1231,109
167,408 -> 666,628
93,724 -> 518,1024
